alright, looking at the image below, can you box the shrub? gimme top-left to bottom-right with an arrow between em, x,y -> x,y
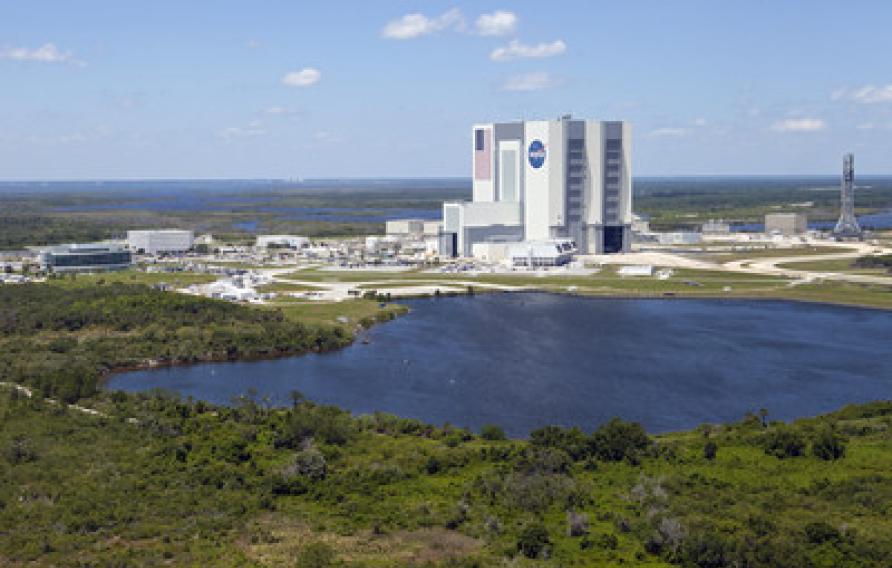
295,541 -> 336,568
4,435 -> 37,464
763,426 -> 806,459
277,404 -> 356,448
517,522 -> 551,559
812,427 -> 846,461
804,521 -> 841,545
480,424 -> 507,441
704,440 -> 718,461
567,511 -> 589,537
529,425 -> 588,460
590,418 -> 651,462
284,446 -> 327,481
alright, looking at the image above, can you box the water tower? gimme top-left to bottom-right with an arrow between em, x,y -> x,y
833,153 -> 861,237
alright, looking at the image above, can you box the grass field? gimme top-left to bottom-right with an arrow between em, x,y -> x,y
44,269 -> 217,288
704,245 -> 857,263
271,299 -> 409,328
776,258 -> 891,274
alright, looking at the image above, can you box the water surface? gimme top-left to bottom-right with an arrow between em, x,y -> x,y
108,295 -> 892,436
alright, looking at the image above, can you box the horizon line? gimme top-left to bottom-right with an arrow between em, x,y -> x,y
2,173 -> 892,184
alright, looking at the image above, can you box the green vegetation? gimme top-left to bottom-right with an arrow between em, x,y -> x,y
1,279 -> 892,566
0,282 -> 350,402
3,384 -> 892,566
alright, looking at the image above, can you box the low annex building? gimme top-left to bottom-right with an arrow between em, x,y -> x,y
37,243 -> 132,273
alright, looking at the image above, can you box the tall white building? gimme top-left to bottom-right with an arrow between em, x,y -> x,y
127,230 -> 194,255
442,115 -> 632,257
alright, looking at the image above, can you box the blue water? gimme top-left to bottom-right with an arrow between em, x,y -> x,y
108,295 -> 892,436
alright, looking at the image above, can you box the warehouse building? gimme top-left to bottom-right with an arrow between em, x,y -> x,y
127,229 -> 194,255
442,115 -> 632,257
38,243 -> 132,273
385,219 -> 426,239
255,235 -> 309,249
765,213 -> 807,236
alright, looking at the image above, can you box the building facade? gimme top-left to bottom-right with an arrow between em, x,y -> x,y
127,230 -> 194,255
255,235 -> 309,249
38,243 -> 132,273
765,213 -> 808,236
442,116 -> 632,257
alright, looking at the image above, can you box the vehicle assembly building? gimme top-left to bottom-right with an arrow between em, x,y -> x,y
441,115 -> 632,258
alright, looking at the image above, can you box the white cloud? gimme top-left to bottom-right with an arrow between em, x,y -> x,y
500,71 -> 557,92
693,118 -> 708,127
831,84 -> 892,104
282,67 -> 321,87
219,122 -> 266,140
490,39 -> 566,62
381,9 -> 464,39
475,11 -> 517,36
770,118 -> 826,132
851,84 -> 892,104
0,43 -> 84,66
314,131 -> 342,143
647,127 -> 689,138
245,39 -> 262,49
857,122 -> 892,131
265,106 -> 299,116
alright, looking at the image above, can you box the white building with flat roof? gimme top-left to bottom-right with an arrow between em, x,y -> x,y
441,115 -> 632,257
255,235 -> 309,249
127,230 -> 194,255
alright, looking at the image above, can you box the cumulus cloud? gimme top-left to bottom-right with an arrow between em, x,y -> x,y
832,84 -> 892,104
770,118 -> 826,132
0,43 -> 84,66
490,39 -> 566,62
500,71 -> 557,92
282,67 -> 321,87
475,11 -> 517,36
381,8 -> 464,39
647,127 -> 689,138
850,85 -> 892,104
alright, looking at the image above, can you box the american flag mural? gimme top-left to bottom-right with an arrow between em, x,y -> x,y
474,128 -> 491,181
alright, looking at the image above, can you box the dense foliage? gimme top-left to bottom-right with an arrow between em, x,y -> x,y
2,281 -> 892,566
0,282 -> 349,402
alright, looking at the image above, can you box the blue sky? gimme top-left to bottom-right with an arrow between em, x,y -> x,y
1,0 -> 891,179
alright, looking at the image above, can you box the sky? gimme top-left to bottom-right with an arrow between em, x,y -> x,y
1,0 -> 891,179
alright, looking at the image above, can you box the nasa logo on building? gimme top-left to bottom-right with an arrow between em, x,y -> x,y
528,140 -> 546,169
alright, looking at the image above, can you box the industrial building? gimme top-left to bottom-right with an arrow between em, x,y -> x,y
255,235 -> 309,249
442,115 -> 632,257
38,243 -> 132,273
127,230 -> 194,255
702,219 -> 731,235
385,219 -> 426,239
765,213 -> 807,236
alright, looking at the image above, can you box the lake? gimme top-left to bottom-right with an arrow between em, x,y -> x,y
107,294 -> 892,436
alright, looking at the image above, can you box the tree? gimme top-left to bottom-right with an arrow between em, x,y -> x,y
481,424 -> 507,441
763,426 -> 806,459
517,522 -> 551,559
589,418 -> 651,462
812,427 -> 846,461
